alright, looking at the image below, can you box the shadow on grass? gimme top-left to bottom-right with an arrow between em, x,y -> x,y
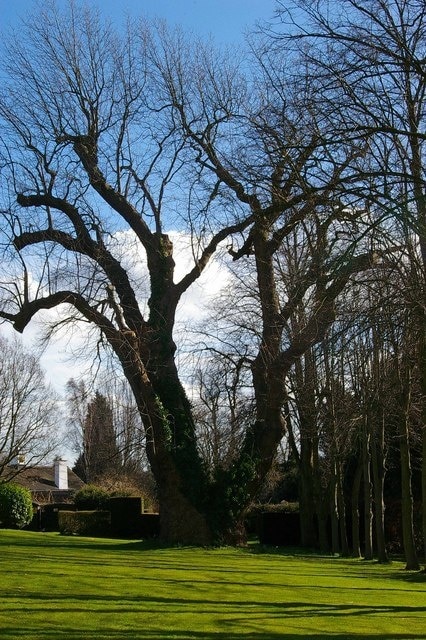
2,532 -> 163,553
3,591 -> 426,617
247,543 -> 426,581
1,629 -> 426,639
386,569 -> 426,584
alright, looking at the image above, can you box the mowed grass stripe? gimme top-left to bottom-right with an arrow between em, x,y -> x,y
0,530 -> 425,639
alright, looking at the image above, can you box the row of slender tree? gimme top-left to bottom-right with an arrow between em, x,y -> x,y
186,203 -> 423,567
0,0 -> 424,562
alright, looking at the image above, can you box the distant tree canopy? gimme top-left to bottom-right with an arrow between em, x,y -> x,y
0,335 -> 58,480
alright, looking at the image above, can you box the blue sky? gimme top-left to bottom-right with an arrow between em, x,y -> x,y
3,0 -> 278,45
1,0 -> 279,408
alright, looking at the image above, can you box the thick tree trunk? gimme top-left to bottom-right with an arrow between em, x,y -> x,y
114,324 -> 213,544
299,434 -> 318,548
158,482 -> 212,545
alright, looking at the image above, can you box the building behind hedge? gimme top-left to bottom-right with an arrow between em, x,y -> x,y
1,457 -> 84,504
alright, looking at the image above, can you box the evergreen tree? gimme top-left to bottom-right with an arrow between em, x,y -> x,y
76,392 -> 120,483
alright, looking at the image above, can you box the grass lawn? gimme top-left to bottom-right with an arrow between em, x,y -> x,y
0,530 -> 425,639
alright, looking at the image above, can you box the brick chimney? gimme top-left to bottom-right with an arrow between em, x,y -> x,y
54,457 -> 68,490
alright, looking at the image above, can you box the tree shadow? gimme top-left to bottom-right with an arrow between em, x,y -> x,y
1,628 -> 426,639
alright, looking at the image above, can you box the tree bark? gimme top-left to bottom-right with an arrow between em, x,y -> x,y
362,421 -> 374,560
371,417 -> 389,563
351,455 -> 363,558
330,466 -> 340,555
419,318 -> 426,571
398,380 -> 420,570
399,428 -> 420,570
336,459 -> 349,556
294,353 -> 319,548
299,455 -> 318,548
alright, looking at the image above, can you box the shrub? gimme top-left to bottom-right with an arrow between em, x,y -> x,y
58,510 -> 111,536
0,483 -> 33,529
250,501 -> 300,515
74,485 -> 110,510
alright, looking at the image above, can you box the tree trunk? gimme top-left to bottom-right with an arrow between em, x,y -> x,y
336,459 -> 349,556
312,450 -> 329,553
351,455 -> 363,558
330,468 -> 340,555
370,419 -> 389,563
299,439 -> 318,548
407,89 -> 426,572
314,498 -> 330,553
399,408 -> 420,570
419,321 -> 426,571
293,354 -> 319,549
158,482 -> 212,545
114,326 -> 213,544
362,422 -> 374,560
422,397 -> 426,571
286,403 -> 317,548
313,467 -> 330,553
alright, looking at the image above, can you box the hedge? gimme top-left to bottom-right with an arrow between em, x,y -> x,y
58,510 -> 111,536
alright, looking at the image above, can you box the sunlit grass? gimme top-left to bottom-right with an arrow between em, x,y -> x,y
0,529 -> 425,639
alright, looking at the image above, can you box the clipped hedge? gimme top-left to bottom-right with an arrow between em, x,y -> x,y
0,483 -> 33,529
58,510 -> 111,536
109,496 -> 143,537
246,503 -> 301,546
250,501 -> 300,515
108,497 -> 160,539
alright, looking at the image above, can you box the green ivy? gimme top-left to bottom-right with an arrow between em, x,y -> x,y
208,453 -> 259,542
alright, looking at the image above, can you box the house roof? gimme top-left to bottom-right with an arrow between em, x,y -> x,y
3,465 -> 84,493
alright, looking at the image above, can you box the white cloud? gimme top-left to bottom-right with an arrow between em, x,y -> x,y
1,230 -> 231,395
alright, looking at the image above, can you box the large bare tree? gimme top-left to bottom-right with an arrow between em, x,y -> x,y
0,2 -> 379,543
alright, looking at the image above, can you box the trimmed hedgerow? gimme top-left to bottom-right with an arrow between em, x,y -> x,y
249,501 -> 300,515
0,483 -> 33,529
58,510 -> 111,536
